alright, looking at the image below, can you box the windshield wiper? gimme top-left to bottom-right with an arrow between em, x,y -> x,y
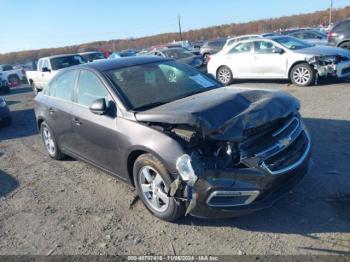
133,101 -> 166,111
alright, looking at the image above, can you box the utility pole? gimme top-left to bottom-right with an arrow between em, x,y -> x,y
329,0 -> 333,25
178,14 -> 183,41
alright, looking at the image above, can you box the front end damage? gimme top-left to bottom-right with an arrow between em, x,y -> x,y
164,114 -> 311,217
136,88 -> 312,218
308,55 -> 350,82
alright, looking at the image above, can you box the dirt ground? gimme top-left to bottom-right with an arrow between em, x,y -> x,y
0,79 -> 349,255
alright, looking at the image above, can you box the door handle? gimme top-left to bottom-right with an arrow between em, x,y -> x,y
73,117 -> 82,126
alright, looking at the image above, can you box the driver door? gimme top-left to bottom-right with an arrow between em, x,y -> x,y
70,69 -> 122,173
226,42 -> 254,78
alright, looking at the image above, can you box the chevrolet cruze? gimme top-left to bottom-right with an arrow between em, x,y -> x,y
34,57 -> 311,221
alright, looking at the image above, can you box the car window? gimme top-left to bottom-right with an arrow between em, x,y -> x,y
254,41 -> 277,54
50,55 -> 85,70
229,42 -> 253,53
274,36 -> 313,50
106,61 -> 221,110
303,32 -> 318,39
37,60 -> 43,71
42,59 -> 50,70
47,70 -> 76,101
334,20 -> 350,32
76,70 -> 109,107
290,32 -> 303,38
210,40 -> 225,48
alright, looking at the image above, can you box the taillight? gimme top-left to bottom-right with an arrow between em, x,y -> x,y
327,31 -> 333,42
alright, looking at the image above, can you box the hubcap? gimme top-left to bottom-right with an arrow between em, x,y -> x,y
293,67 -> 311,86
42,127 -> 55,155
139,166 -> 169,212
218,68 -> 231,84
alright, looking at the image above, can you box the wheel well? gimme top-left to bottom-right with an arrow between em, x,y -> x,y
8,74 -> 19,81
288,61 -> 310,80
37,118 -> 44,130
337,40 -> 350,47
127,150 -> 147,187
216,65 -> 230,77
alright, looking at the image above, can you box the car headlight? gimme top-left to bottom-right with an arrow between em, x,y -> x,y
176,154 -> 198,186
0,98 -> 6,107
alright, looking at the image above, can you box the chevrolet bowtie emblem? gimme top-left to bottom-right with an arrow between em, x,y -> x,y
278,137 -> 292,148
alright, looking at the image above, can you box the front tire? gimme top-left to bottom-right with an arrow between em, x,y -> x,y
290,63 -> 315,87
133,153 -> 185,222
40,121 -> 65,160
216,66 -> 233,86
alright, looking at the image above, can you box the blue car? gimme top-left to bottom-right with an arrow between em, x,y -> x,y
0,97 -> 11,127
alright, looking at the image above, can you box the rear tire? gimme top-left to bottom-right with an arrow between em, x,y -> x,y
216,66 -> 234,86
133,153 -> 185,222
40,121 -> 66,160
290,63 -> 315,87
339,41 -> 350,50
8,75 -> 20,87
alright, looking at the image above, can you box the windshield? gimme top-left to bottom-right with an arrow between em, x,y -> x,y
274,36 -> 313,50
85,53 -> 105,61
50,55 -> 85,70
106,61 -> 221,110
161,49 -> 192,59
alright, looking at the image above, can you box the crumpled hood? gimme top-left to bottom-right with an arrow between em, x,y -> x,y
294,46 -> 350,58
135,87 -> 300,141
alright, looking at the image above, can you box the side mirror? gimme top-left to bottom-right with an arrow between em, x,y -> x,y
42,67 -> 51,73
89,98 -> 107,115
272,48 -> 284,54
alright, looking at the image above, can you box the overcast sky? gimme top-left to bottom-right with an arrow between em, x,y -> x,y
1,0 -> 349,53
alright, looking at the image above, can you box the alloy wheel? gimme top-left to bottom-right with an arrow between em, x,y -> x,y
42,127 -> 56,156
218,68 -> 232,85
139,166 -> 170,212
293,67 -> 311,86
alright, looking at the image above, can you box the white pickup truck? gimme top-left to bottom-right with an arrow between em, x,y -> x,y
0,64 -> 26,87
26,54 -> 85,93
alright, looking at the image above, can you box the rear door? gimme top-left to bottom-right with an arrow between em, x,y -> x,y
44,70 -> 77,152
70,69 -> 122,173
251,40 -> 287,78
226,42 -> 254,78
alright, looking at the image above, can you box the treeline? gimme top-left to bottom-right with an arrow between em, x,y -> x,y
1,6 -> 350,64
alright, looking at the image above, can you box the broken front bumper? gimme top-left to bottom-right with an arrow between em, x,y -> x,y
187,118 -> 312,219
335,60 -> 350,78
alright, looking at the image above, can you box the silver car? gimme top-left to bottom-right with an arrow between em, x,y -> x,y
208,36 -> 350,87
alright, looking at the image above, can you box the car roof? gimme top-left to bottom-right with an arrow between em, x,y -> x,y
41,54 -> 81,60
76,56 -> 172,71
79,51 -> 102,55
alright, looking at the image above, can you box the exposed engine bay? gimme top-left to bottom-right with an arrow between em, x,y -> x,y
308,55 -> 350,77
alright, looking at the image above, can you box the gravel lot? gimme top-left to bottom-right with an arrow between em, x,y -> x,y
0,79 -> 349,255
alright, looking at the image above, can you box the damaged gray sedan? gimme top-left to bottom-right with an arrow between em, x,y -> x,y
34,57 -> 311,221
